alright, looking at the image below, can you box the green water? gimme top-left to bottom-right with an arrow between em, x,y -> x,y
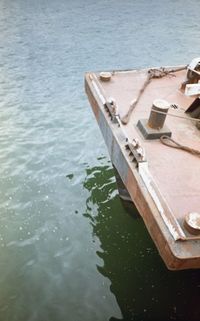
84,162 -> 200,321
0,0 -> 200,320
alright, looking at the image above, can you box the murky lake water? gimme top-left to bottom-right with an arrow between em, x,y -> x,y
0,0 -> 200,320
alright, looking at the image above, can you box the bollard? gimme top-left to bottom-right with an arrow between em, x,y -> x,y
137,98 -> 172,139
148,99 -> 170,130
184,212 -> 200,235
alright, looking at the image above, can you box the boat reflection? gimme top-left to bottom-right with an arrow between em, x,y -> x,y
83,161 -> 200,321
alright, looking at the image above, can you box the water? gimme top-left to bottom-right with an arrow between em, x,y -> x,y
0,0 -> 200,320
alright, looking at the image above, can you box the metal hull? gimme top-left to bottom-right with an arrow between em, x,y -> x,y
85,67 -> 200,270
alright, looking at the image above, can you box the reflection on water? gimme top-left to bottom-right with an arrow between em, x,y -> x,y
83,162 -> 200,321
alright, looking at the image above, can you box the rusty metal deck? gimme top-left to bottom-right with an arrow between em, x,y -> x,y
85,66 -> 200,270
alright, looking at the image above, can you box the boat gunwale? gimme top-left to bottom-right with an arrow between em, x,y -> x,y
85,69 -> 200,270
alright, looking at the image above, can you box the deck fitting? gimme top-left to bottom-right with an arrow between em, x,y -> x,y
137,119 -> 172,140
184,212 -> 200,235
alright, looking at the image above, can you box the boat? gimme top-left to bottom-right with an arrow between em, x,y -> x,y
85,58 -> 200,270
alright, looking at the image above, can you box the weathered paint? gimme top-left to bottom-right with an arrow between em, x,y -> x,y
85,69 -> 200,270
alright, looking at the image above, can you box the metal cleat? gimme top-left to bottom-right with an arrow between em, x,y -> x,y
125,139 -> 147,165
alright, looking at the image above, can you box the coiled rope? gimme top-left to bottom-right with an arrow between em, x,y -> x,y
160,135 -> 200,157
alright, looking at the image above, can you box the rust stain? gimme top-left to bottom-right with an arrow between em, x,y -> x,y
85,65 -> 200,270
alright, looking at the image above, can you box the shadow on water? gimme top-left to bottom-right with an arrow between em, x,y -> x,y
83,161 -> 200,321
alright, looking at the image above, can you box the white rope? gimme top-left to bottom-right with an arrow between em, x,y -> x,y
151,108 -> 200,123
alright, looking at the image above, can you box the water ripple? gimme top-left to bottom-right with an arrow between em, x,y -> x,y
0,0 -> 200,321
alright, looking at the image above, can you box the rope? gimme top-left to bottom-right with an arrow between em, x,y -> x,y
151,108 -> 200,123
121,74 -> 152,124
121,65 -> 187,125
160,135 -> 200,157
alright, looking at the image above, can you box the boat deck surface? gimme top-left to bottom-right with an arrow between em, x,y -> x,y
99,70 -> 200,224
85,67 -> 200,269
